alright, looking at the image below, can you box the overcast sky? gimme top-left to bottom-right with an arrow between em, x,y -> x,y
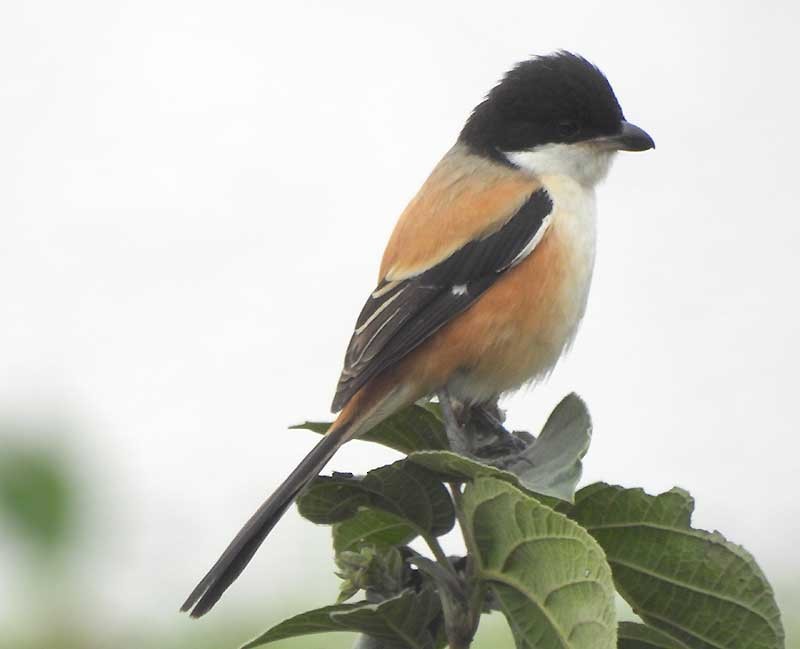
2,0 -> 798,637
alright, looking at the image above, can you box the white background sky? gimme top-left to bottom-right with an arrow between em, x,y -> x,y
2,0 -> 799,639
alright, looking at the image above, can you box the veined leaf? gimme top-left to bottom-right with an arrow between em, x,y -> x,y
291,404 -> 448,454
333,588 -> 441,648
410,393 -> 591,503
506,392 -> 591,499
408,450 -> 551,500
618,622 -> 690,649
241,589 -> 441,649
569,483 -> 784,649
358,461 -> 454,536
298,460 -> 455,543
240,602 -> 363,648
296,475 -> 370,524
462,477 -> 617,649
333,509 -> 418,553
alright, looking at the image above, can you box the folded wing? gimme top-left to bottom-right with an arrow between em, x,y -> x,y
332,185 -> 553,412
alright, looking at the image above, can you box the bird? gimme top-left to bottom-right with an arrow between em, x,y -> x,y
181,50 -> 654,617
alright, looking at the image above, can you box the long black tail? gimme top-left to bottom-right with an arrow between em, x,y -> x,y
181,425 -> 349,617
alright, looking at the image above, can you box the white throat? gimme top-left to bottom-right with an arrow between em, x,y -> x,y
503,143 -> 616,187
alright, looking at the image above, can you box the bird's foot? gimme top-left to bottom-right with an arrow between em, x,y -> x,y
469,403 -> 529,459
436,394 -> 533,460
436,391 -> 473,456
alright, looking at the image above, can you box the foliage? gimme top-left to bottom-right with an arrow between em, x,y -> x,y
568,484 -> 783,649
0,441 -> 76,555
247,394 -> 784,649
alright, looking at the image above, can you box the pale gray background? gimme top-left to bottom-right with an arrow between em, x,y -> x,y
2,0 -> 798,638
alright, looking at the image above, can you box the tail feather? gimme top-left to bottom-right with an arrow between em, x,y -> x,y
181,424 -> 350,617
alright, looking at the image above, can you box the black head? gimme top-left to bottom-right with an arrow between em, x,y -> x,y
459,51 -> 653,160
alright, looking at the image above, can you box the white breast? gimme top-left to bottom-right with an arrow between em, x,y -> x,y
446,172 -> 600,405
504,144 -> 606,379
446,143 -> 610,404
543,173 -> 598,354
504,141 -> 611,349
505,142 -> 615,334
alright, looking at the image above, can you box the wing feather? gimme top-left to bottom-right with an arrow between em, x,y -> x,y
331,187 -> 553,412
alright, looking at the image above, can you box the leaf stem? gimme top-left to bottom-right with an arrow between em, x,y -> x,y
449,483 -> 479,560
448,482 -> 482,649
422,532 -> 453,574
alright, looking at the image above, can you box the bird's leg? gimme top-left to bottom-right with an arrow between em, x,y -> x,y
470,399 -> 528,457
473,399 -> 510,439
437,390 -> 472,456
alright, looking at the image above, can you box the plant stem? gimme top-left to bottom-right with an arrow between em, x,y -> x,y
467,581 -> 488,629
448,482 -> 482,649
449,483 -> 479,560
422,532 -> 454,575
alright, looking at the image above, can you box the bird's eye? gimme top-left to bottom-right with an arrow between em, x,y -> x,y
557,120 -> 581,138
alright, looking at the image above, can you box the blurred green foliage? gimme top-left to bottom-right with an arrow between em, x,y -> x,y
0,443 -> 75,554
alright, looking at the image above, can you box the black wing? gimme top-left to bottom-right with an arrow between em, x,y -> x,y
331,188 -> 553,412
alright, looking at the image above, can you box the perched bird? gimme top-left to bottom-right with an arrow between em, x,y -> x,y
182,51 -> 654,617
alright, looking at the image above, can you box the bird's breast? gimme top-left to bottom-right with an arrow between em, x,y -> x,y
443,174 -> 598,402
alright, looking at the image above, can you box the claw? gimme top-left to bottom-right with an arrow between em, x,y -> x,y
436,391 -> 473,456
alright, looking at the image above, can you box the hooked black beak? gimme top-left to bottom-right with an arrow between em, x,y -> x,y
606,121 -> 655,152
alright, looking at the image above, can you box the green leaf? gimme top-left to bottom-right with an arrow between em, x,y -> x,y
462,477 -> 617,649
241,602 -> 364,648
568,483 -> 785,649
408,449 -> 543,497
408,555 -> 473,649
298,460 -> 455,541
618,622 -> 689,649
291,404 -> 448,454
242,589 -> 442,649
508,392 -> 591,498
359,461 -> 455,537
335,545 -> 407,602
409,393 -> 591,503
333,588 -> 441,648
296,476 -> 370,524
334,509 -> 417,553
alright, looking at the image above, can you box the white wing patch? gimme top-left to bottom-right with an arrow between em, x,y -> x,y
354,285 -> 407,335
350,306 -> 402,366
507,212 -> 553,269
